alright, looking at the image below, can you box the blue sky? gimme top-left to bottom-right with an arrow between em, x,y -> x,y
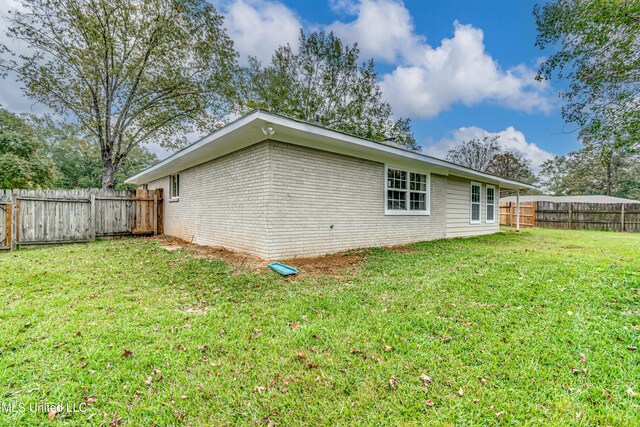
0,0 -> 579,166
262,0 -> 578,167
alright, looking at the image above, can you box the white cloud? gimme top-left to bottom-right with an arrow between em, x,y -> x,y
423,126 -> 554,171
1,0 -> 555,123
327,0 -> 553,118
217,0 -> 302,64
328,0 -> 359,15
328,0 -> 421,63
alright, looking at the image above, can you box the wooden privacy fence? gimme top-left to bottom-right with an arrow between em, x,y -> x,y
499,200 -> 640,232
534,201 -> 640,232
0,188 -> 163,250
499,202 -> 536,228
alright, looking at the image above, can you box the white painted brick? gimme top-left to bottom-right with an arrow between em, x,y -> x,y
146,143 -> 270,255
266,141 -> 447,259
145,140 -> 500,259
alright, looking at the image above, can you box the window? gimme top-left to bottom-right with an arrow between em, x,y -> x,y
470,182 -> 481,224
385,167 -> 429,215
170,174 -> 180,199
486,185 -> 496,223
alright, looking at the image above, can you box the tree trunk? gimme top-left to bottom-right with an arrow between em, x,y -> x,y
102,159 -> 115,190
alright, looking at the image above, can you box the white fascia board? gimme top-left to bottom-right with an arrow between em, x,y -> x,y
124,111 -> 263,185
260,112 -> 536,190
126,110 -> 536,191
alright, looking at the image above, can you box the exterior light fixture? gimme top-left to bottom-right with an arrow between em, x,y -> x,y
261,124 -> 275,136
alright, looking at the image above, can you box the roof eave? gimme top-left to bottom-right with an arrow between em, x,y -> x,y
125,110 -> 538,191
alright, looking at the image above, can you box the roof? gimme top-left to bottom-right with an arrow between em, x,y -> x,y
500,195 -> 640,204
126,110 -> 536,190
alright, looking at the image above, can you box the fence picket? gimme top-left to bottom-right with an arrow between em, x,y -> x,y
501,200 -> 639,232
0,188 -> 163,249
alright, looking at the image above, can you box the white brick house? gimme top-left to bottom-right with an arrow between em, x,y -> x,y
126,111 -> 534,259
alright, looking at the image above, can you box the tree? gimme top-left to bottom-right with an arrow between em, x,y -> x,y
446,136 -> 538,190
540,147 -> 640,198
534,0 -> 640,153
0,107 -> 56,189
487,152 -> 537,184
445,136 -> 501,171
243,30 -> 418,150
1,0 -> 238,189
29,116 -> 158,189
539,156 -> 568,195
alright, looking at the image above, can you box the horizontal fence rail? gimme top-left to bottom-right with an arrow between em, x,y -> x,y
0,188 -> 163,250
499,202 -> 536,228
535,201 -> 640,232
500,200 -> 640,232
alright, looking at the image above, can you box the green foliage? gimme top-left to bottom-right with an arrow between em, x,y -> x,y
243,30 -> 419,150
0,107 -> 55,189
534,0 -> 640,134
487,152 -> 538,185
1,229 -> 639,425
535,0 -> 640,153
29,116 -> 158,190
0,0 -> 238,188
540,147 -> 640,199
446,136 -> 502,172
445,136 -> 537,185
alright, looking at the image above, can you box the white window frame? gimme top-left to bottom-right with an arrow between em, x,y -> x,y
486,185 -> 496,224
170,174 -> 180,200
384,165 -> 430,216
470,181 -> 482,224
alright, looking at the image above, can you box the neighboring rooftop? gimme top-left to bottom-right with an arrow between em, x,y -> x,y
501,195 -> 640,204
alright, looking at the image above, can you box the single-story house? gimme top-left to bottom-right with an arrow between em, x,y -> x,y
126,111 -> 535,259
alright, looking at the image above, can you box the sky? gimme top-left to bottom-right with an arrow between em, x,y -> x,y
0,0 -> 579,169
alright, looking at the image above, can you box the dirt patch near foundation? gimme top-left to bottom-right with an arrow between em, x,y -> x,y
151,236 -> 364,277
281,253 -> 364,277
154,236 -> 267,270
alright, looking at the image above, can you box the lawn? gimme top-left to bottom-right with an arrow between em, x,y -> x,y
0,228 -> 639,426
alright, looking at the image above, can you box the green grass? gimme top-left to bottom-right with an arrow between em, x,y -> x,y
0,228 -> 639,426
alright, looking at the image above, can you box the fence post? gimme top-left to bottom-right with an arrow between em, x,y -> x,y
156,188 -> 163,235
621,203 -> 625,232
89,193 -> 96,241
516,190 -> 521,232
5,201 -> 11,249
152,190 -> 158,236
10,190 -> 18,250
568,202 -> 573,230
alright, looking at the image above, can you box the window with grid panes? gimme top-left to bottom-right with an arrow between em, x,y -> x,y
386,167 -> 429,214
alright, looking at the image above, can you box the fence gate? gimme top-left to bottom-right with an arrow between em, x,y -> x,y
0,188 -> 163,250
133,189 -> 157,235
499,202 -> 536,228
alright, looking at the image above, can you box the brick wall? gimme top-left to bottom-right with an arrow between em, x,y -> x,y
266,141 -> 448,258
145,142 -> 271,255
145,140 -> 500,259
